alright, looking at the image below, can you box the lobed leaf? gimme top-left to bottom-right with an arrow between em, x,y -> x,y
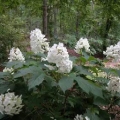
75,76 -> 103,98
58,73 -> 76,93
0,80 -> 14,94
28,73 -> 45,89
14,66 -> 41,78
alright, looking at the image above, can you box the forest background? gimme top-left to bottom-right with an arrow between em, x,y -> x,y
0,0 -> 120,62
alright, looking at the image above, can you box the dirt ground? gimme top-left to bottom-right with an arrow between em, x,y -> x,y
0,65 -> 4,71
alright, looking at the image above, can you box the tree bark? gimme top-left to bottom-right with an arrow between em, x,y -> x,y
76,10 -> 79,40
53,7 -> 58,38
43,0 -> 48,37
103,17 -> 113,51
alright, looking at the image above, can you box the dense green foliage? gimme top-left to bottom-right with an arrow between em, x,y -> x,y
0,0 -> 120,62
0,14 -> 26,62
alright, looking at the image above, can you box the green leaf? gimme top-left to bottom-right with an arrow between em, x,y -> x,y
94,97 -> 109,106
88,56 -> 96,61
0,72 -> 8,78
96,77 -> 109,84
0,113 -> 4,119
58,73 -> 76,93
25,95 -> 41,110
14,66 -> 40,78
0,80 -> 14,94
28,73 -> 45,89
6,61 -> 24,69
79,56 -> 87,63
75,76 -> 103,97
44,75 -> 57,87
85,107 -> 110,120
36,52 -> 46,58
75,66 -> 92,76
82,52 -> 89,60
116,69 -> 120,77
98,109 -> 110,120
102,67 -> 114,74
85,108 -> 101,120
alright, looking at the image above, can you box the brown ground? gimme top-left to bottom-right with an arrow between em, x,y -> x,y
0,65 -> 4,71
67,48 -> 79,57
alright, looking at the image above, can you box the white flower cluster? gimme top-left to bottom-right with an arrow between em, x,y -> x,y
75,38 -> 90,53
8,47 -> 25,62
74,114 -> 90,120
106,76 -> 120,94
3,67 -> 14,74
30,28 -> 49,54
50,116 -> 57,120
0,91 -> 23,116
46,43 -> 73,73
103,41 -> 120,61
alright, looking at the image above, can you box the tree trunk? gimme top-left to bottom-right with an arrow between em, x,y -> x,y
76,10 -> 79,40
43,0 -> 48,37
47,4 -> 51,38
103,17 -> 113,51
53,7 -> 58,39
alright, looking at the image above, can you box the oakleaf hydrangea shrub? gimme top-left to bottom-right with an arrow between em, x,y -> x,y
45,43 -> 73,73
3,67 -> 14,74
103,41 -> 120,61
30,28 -> 49,54
74,114 -> 90,120
8,47 -> 25,62
75,38 -> 90,53
0,90 -> 23,116
106,76 -> 120,95
0,28 -> 120,120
